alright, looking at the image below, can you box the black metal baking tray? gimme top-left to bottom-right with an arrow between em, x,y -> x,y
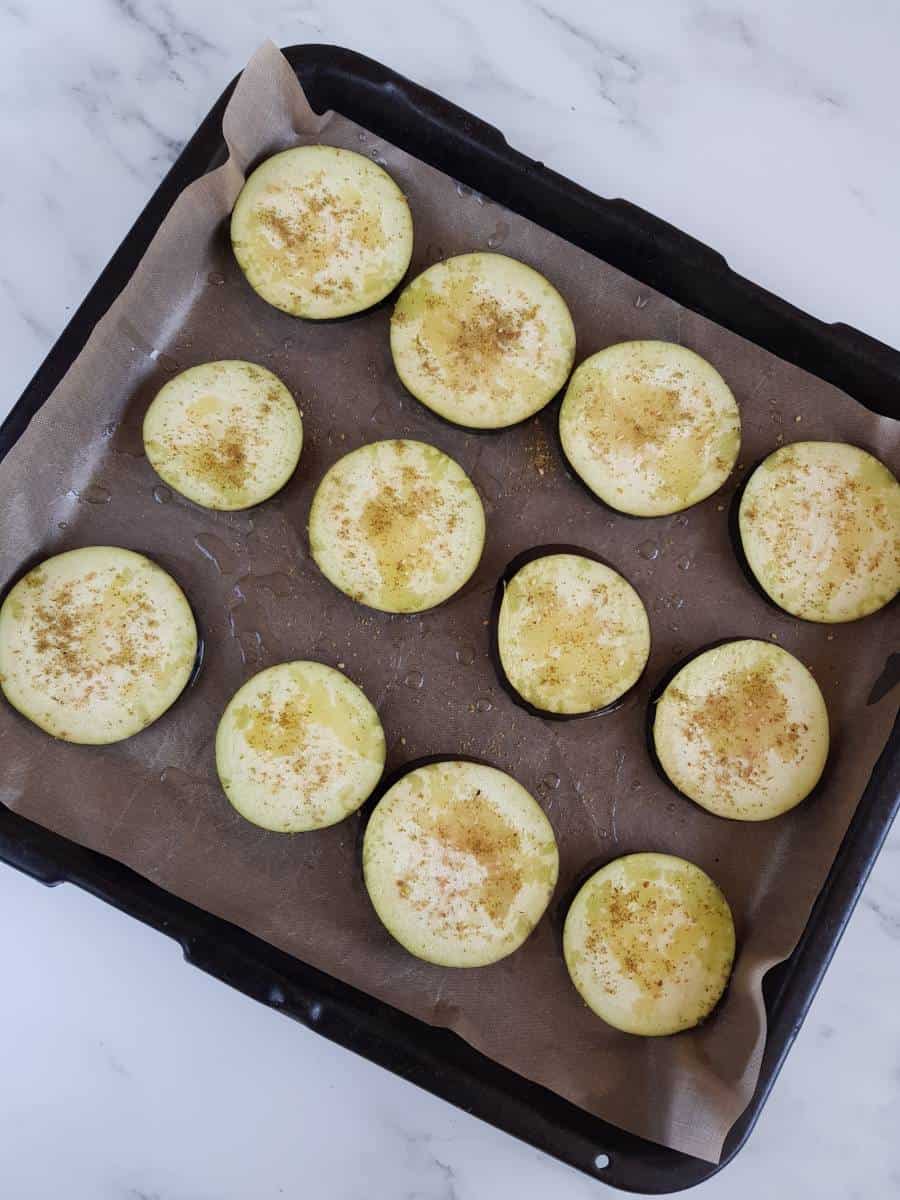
1,44 -> 898,1194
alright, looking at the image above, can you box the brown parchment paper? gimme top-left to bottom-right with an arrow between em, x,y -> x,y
0,43 -> 897,1163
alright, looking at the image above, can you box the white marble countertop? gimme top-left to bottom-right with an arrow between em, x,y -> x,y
1,3 -> 898,1197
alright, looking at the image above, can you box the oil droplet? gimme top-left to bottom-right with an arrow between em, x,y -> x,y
474,696 -> 493,713
634,294 -> 650,309
456,181 -> 473,198
637,539 -> 659,561
473,469 -> 504,504
253,571 -> 292,598
654,593 -> 685,612
370,150 -> 387,167
101,421 -> 118,439
79,483 -> 112,505
676,555 -> 692,571
232,513 -> 255,536
238,630 -> 265,667
194,532 -> 237,575
152,484 -> 172,504
630,779 -> 642,791
225,598 -> 243,639
541,772 -> 561,791
207,272 -> 225,286
57,521 -> 69,530
674,514 -> 689,528
368,397 -> 394,425
455,643 -> 476,666
110,421 -> 145,458
403,670 -> 424,689
486,220 -> 510,249
158,766 -> 206,795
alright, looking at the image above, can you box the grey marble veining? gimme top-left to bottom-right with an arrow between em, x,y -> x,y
0,3 -> 897,1198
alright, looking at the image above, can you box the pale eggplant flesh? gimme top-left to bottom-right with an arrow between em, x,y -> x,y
231,144 -> 414,319
143,360 -> 303,511
559,340 -> 741,517
0,546 -> 198,744
363,759 -> 559,967
651,638 -> 829,821
391,252 -> 576,430
563,852 -> 735,1036
738,440 -> 900,623
216,661 -> 386,833
309,438 -> 485,614
496,550 -> 650,716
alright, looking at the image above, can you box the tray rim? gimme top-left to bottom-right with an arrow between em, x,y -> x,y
0,42 -> 898,1195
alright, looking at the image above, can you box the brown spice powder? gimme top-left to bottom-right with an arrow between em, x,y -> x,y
679,663 -> 805,800
30,572 -> 160,706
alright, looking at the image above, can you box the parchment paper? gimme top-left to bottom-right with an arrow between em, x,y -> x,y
1,43 -> 897,1163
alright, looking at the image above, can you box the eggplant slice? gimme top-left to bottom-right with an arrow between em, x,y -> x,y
363,759 -> 559,967
496,552 -> 650,715
0,546 -> 197,744
216,661 -> 385,833
559,341 -> 740,516
739,441 -> 900,623
653,639 -> 829,821
564,852 -> 735,1036
308,438 -> 485,614
390,252 -> 576,429
231,145 -> 414,319
143,360 -> 303,511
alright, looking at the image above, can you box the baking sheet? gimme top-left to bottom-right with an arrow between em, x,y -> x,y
0,42 -> 897,1163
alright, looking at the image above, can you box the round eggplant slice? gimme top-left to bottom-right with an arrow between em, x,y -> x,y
363,760 -> 559,967
230,144 -> 413,319
738,441 -> 900,623
390,252 -> 576,429
309,439 -> 485,614
559,341 -> 740,516
0,546 -> 197,744
143,360 -> 302,510
497,552 -> 650,715
216,661 -> 385,832
564,852 -> 735,1036
653,639 -> 829,821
